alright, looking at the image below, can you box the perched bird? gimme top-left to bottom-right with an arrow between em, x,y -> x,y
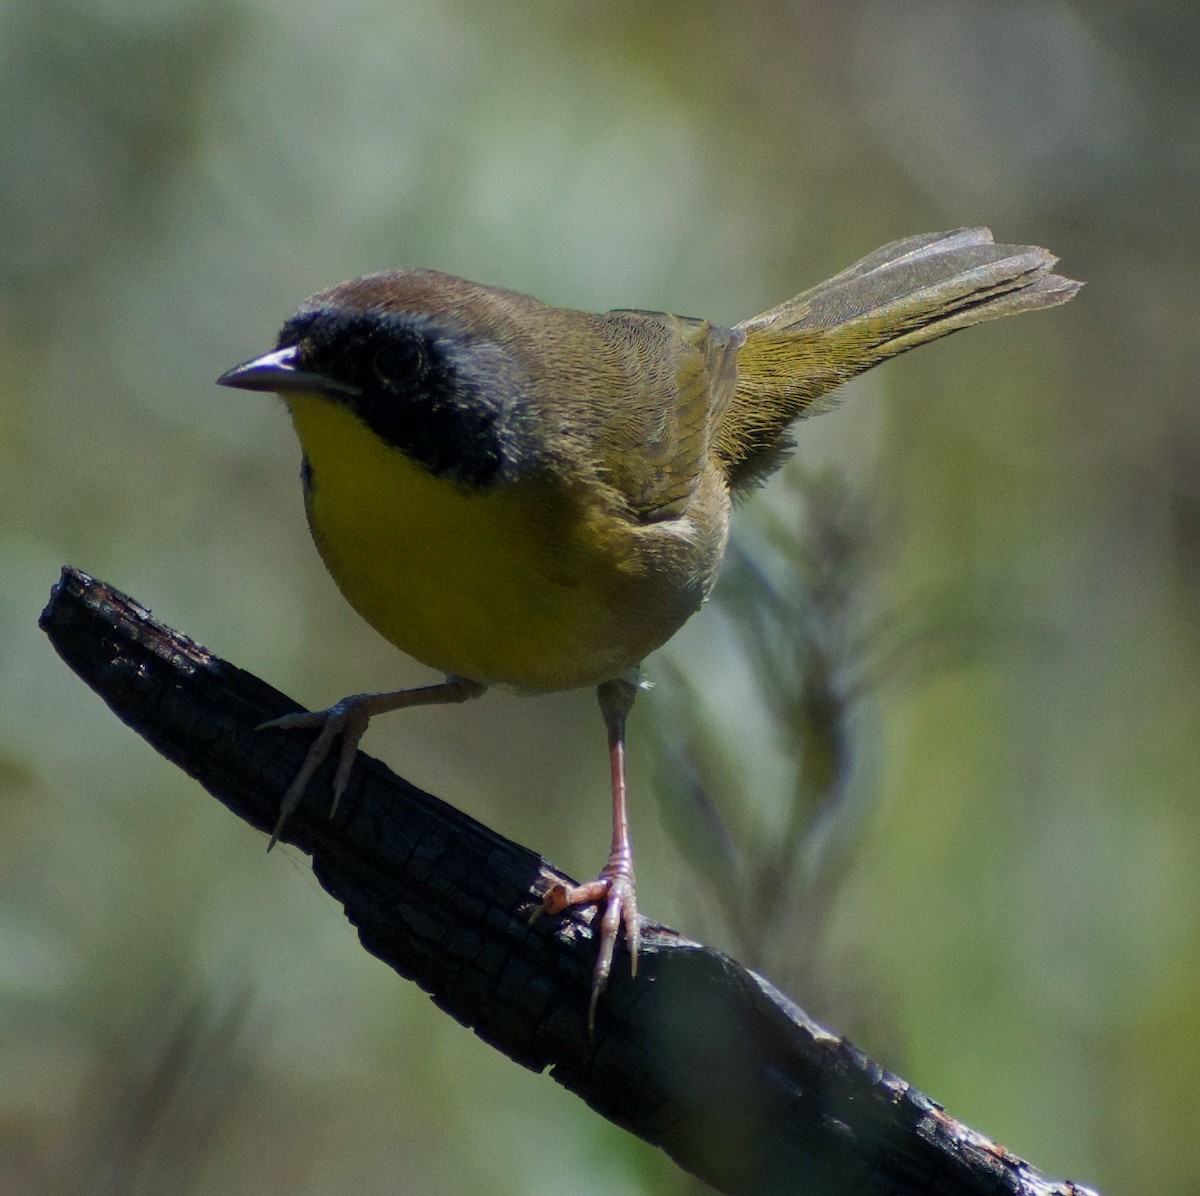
218,228 -> 1079,1026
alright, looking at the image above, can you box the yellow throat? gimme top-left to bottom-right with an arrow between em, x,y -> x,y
287,393 -> 688,691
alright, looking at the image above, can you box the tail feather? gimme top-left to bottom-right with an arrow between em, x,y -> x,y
719,228 -> 1081,491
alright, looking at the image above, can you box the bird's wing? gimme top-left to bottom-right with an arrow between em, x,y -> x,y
585,309 -> 743,522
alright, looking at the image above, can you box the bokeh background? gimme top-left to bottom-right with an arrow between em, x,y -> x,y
2,2 -> 1196,1193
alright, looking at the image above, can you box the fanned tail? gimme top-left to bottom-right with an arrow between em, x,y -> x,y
719,228 -> 1082,491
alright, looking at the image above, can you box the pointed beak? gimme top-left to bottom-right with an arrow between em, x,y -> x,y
217,345 -> 360,397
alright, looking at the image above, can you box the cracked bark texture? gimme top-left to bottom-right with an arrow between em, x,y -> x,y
40,566 -> 1100,1196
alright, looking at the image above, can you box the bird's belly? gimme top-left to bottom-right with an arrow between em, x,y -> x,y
298,414 -> 708,690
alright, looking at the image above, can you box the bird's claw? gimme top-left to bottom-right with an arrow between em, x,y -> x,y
535,861 -> 640,1033
259,698 -> 373,848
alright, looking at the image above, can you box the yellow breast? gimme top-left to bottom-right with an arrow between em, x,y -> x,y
287,394 -> 696,691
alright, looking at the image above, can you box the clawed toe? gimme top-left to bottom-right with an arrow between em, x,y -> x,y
256,709 -> 328,733
257,679 -> 487,850
260,699 -> 372,848
534,865 -> 640,1033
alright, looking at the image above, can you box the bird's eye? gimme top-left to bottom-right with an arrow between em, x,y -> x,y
372,336 -> 424,387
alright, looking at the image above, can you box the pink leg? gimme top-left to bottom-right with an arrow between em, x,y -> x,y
537,676 -> 640,1030
259,676 -> 486,848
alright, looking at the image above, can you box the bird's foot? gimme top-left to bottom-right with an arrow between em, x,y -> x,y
256,677 -> 487,850
536,856 -> 640,1032
257,695 -> 374,848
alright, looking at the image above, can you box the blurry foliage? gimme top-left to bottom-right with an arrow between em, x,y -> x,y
1,1 -> 1197,1194
0,0 -> 234,316
646,465 -> 1028,1023
50,989 -> 253,1196
648,470 -> 882,988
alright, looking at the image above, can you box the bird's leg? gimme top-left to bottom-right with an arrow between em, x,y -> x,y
259,676 -> 486,848
537,674 -> 640,1030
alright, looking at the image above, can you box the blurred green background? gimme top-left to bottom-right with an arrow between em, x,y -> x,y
2,1 -> 1195,1193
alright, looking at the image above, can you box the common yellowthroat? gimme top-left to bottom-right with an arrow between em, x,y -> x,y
218,228 -> 1079,1025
